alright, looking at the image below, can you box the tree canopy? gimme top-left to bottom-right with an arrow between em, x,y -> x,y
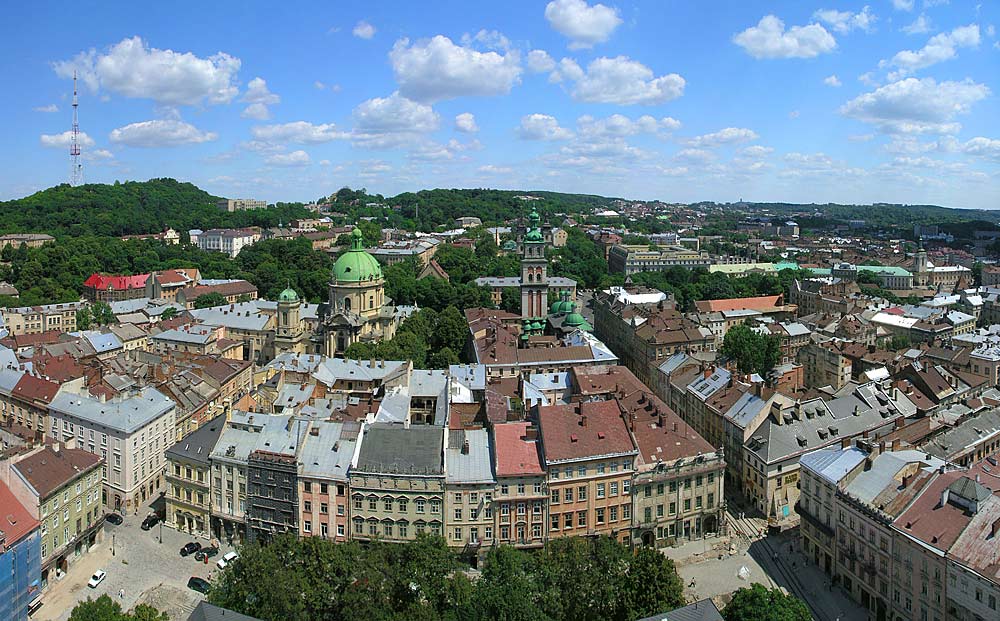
722,584 -> 811,621
68,595 -> 169,621
721,324 -> 782,377
208,534 -> 684,621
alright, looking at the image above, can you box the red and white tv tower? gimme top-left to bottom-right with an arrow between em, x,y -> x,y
69,71 -> 83,186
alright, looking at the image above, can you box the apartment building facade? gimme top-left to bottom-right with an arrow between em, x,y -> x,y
492,422 -> 547,548
165,415 -> 225,539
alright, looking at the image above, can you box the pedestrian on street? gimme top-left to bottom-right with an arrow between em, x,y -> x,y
119,588 -> 124,599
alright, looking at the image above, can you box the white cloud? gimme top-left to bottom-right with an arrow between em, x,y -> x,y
963,137 -> 1000,160
840,77 -> 990,134
859,72 -> 878,86
563,56 -> 685,105
109,119 -> 218,147
314,81 -> 326,90
893,0 -> 914,10
53,36 -> 240,105
40,131 -> 95,148
887,24 -> 980,76
243,77 -> 279,105
544,0 -> 623,49
987,25 -> 996,37
740,145 -> 774,158
518,114 -> 574,140
478,164 -> 513,174
265,150 -> 311,167
241,103 -> 271,120
733,15 -> 837,59
674,148 -> 715,163
353,20 -> 376,40
848,134 -> 875,142
252,121 -> 348,144
824,74 -> 842,87
352,91 -> 440,148
389,35 -> 522,102
789,110 -> 801,119
461,30 -> 512,52
527,49 -> 556,73
34,104 -> 59,113
902,14 -> 932,35
454,113 -> 479,133
687,127 -> 759,147
84,149 -> 115,161
576,114 -> 680,139
813,6 -> 876,34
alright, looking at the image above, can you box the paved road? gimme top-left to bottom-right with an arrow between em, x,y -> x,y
35,506 -> 236,621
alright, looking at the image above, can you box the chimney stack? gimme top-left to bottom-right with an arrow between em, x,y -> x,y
461,439 -> 470,455
580,415 -> 588,428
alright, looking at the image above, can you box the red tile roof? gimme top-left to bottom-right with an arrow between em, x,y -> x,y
494,422 -> 545,477
894,470 -> 972,552
12,445 -> 102,498
0,480 -> 39,550
694,295 -> 784,313
83,273 -> 149,291
623,391 -> 715,465
12,373 -> 59,405
538,400 -> 635,463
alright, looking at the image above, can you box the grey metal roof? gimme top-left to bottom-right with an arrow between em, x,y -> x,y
527,371 -> 570,391
190,303 -> 271,331
723,392 -> 769,430
165,415 -> 226,465
187,601 -> 262,621
658,352 -> 692,376
445,428 -> 495,485
448,364 -> 486,391
152,325 -> 215,345
298,421 -> 357,481
637,599 -> 723,621
354,423 -> 444,476
49,387 -> 175,434
922,407 -> 1000,461
410,369 -> 447,397
800,447 -> 866,486
843,450 -> 943,506
687,367 -> 731,402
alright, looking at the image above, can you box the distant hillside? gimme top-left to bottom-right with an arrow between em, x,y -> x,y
0,179 -> 312,237
725,201 -> 1000,228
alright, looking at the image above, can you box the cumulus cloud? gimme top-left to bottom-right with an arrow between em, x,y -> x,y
740,145 -> 774,158
963,137 -> 1000,160
389,35 -> 522,102
893,0 -> 914,10
252,121 -> 348,144
886,24 -> 980,76
733,15 -> 837,59
576,114 -> 680,139
352,91 -> 440,148
687,127 -> 759,147
241,103 -> 271,120
813,7 -> 876,34
558,56 -> 685,105
478,164 -> 513,174
824,74 -> 842,87
243,77 -> 280,105
34,104 -> 59,113
902,14 -> 932,35
454,113 -> 479,133
840,77 -> 990,134
518,114 -> 574,141
265,150 -> 311,166
53,36 -> 240,105
109,119 -> 218,147
353,20 -> 376,39
544,0 -> 623,49
674,148 -> 715,163
527,49 -> 556,73
85,149 -> 115,161
40,131 -> 95,148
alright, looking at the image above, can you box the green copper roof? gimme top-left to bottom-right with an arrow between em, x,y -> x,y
502,240 -> 517,251
525,207 -> 544,243
278,287 -> 299,302
333,227 -> 383,282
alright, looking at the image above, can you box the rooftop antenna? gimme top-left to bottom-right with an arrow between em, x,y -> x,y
70,71 -> 83,187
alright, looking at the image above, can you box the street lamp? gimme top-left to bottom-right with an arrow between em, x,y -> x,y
112,533 -> 116,557
159,519 -> 163,544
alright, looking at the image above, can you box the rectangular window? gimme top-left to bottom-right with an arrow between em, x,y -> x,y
564,513 -> 572,529
610,482 -> 618,496
551,489 -> 560,504
304,520 -> 312,533
596,508 -> 605,524
550,515 -> 559,531
597,483 -> 605,498
578,486 -> 587,501
564,488 -> 573,502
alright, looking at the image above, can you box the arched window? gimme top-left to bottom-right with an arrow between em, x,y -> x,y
344,297 -> 351,311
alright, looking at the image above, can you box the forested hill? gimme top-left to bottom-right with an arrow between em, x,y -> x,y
0,179 -> 311,237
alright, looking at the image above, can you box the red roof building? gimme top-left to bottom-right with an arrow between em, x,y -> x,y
82,273 -> 150,302
693,294 -> 792,314
0,479 -> 39,550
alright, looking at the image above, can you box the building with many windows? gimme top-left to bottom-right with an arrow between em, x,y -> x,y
7,444 -> 102,591
444,428 -> 495,553
349,424 -> 445,542
297,421 -> 358,542
492,421 -> 547,548
537,400 -> 637,545
0,480 -> 40,621
165,415 -> 225,539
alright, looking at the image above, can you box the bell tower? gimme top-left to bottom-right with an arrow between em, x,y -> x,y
520,208 -> 548,318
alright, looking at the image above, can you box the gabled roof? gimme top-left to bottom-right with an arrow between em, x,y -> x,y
12,445 -> 102,498
494,422 -> 545,477
694,295 -> 783,313
538,400 -> 636,463
83,273 -> 150,290
0,480 -> 38,549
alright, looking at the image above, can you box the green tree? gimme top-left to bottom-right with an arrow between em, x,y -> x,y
68,595 -> 125,621
721,324 -> 781,377
129,605 -> 170,621
76,307 -> 93,331
722,584 -> 811,621
193,292 -> 228,308
434,305 -> 468,353
90,301 -> 116,326
159,307 -> 178,321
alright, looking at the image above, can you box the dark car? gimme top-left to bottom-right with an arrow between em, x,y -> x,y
187,577 -> 211,594
180,542 -> 202,557
140,514 -> 160,531
194,546 -> 219,561
105,513 -> 123,525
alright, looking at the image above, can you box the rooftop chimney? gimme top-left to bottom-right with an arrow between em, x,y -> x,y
461,439 -> 470,455
580,415 -> 588,428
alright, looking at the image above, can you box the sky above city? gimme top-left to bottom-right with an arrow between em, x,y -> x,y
2,0 -> 998,208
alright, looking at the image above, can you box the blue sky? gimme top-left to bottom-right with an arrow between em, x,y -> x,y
2,0 -> 998,208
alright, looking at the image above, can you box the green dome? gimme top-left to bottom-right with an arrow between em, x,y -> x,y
333,227 -> 383,282
278,287 -> 299,302
564,303 -> 586,328
524,207 -> 544,243
502,240 -> 518,251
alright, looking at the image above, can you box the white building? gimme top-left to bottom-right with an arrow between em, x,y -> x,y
47,387 -> 176,513
192,228 -> 261,258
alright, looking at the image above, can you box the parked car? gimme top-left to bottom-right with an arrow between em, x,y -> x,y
140,514 -> 160,530
194,546 -> 219,561
187,577 -> 211,594
105,513 -> 123,525
180,542 -> 202,557
217,551 -> 238,569
88,570 -> 106,588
